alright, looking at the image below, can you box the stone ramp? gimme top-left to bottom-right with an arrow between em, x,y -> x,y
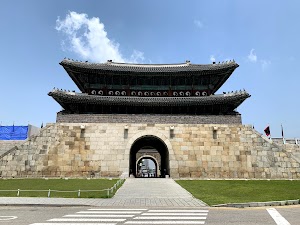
101,178 -> 208,207
0,141 -> 24,157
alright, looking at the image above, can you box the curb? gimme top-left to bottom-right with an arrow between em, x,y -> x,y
212,199 -> 300,208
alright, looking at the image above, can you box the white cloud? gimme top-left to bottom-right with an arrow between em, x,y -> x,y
248,49 -> 257,62
246,49 -> 271,70
56,11 -> 144,63
260,60 -> 271,70
210,55 -> 216,62
129,50 -> 145,63
194,19 -> 204,28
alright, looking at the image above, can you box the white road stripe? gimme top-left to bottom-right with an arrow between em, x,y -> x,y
77,211 -> 142,214
125,221 -> 205,224
267,208 -> 291,225
148,210 -> 208,213
48,218 -> 126,222
30,223 -> 116,225
0,216 -> 18,221
134,216 -> 207,220
64,214 -> 134,218
88,208 -> 147,211
142,213 -> 208,216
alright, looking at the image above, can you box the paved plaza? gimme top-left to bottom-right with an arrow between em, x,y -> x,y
107,178 -> 207,207
0,178 -> 207,207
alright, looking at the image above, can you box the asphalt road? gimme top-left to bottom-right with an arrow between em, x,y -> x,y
0,205 -> 299,225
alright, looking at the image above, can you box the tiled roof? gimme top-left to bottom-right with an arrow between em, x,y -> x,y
48,89 -> 250,108
60,59 -> 239,73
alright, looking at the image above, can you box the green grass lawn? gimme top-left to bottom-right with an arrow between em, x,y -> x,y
0,178 -> 121,198
176,180 -> 300,206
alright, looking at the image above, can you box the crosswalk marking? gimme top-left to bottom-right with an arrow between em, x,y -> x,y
88,209 -> 147,211
29,208 -> 209,225
125,221 -> 205,224
48,218 -> 126,222
141,213 -> 207,216
148,210 -> 208,213
64,214 -> 135,218
30,223 -> 117,225
130,209 -> 208,224
134,216 -> 207,220
77,211 -> 143,214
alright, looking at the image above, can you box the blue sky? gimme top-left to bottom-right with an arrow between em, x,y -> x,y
0,1 -> 299,138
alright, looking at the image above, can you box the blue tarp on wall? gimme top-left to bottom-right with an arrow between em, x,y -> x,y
0,126 -> 28,140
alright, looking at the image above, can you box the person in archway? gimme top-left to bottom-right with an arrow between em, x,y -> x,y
163,168 -> 167,178
130,169 -> 134,177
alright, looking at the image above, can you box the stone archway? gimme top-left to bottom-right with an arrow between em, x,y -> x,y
129,135 -> 170,177
136,155 -> 159,177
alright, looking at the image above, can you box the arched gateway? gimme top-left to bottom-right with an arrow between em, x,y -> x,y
44,58 -> 256,179
4,57 -> 300,180
136,155 -> 159,177
129,135 -> 169,177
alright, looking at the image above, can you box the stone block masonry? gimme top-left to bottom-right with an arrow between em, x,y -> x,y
0,121 -> 300,179
0,140 -> 25,156
56,112 -> 242,124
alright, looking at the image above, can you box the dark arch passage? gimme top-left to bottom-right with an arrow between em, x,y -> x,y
129,135 -> 170,177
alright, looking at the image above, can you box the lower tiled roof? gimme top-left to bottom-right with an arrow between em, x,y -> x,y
48,89 -> 250,108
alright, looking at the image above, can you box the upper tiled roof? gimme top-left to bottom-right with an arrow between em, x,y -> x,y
60,59 -> 239,73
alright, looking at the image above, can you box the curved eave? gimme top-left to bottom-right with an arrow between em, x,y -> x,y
60,59 -> 239,73
60,59 -> 239,93
49,90 -> 250,108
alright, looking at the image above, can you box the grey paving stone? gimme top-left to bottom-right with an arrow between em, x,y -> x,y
108,178 -> 207,207
0,178 -> 208,208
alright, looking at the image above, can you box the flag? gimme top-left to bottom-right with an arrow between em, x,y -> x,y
264,126 -> 270,136
281,124 -> 285,144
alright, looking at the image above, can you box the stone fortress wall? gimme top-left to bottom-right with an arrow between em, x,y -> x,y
0,141 -> 25,156
0,119 -> 300,179
56,112 -> 242,124
0,124 -> 40,156
272,138 -> 299,145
